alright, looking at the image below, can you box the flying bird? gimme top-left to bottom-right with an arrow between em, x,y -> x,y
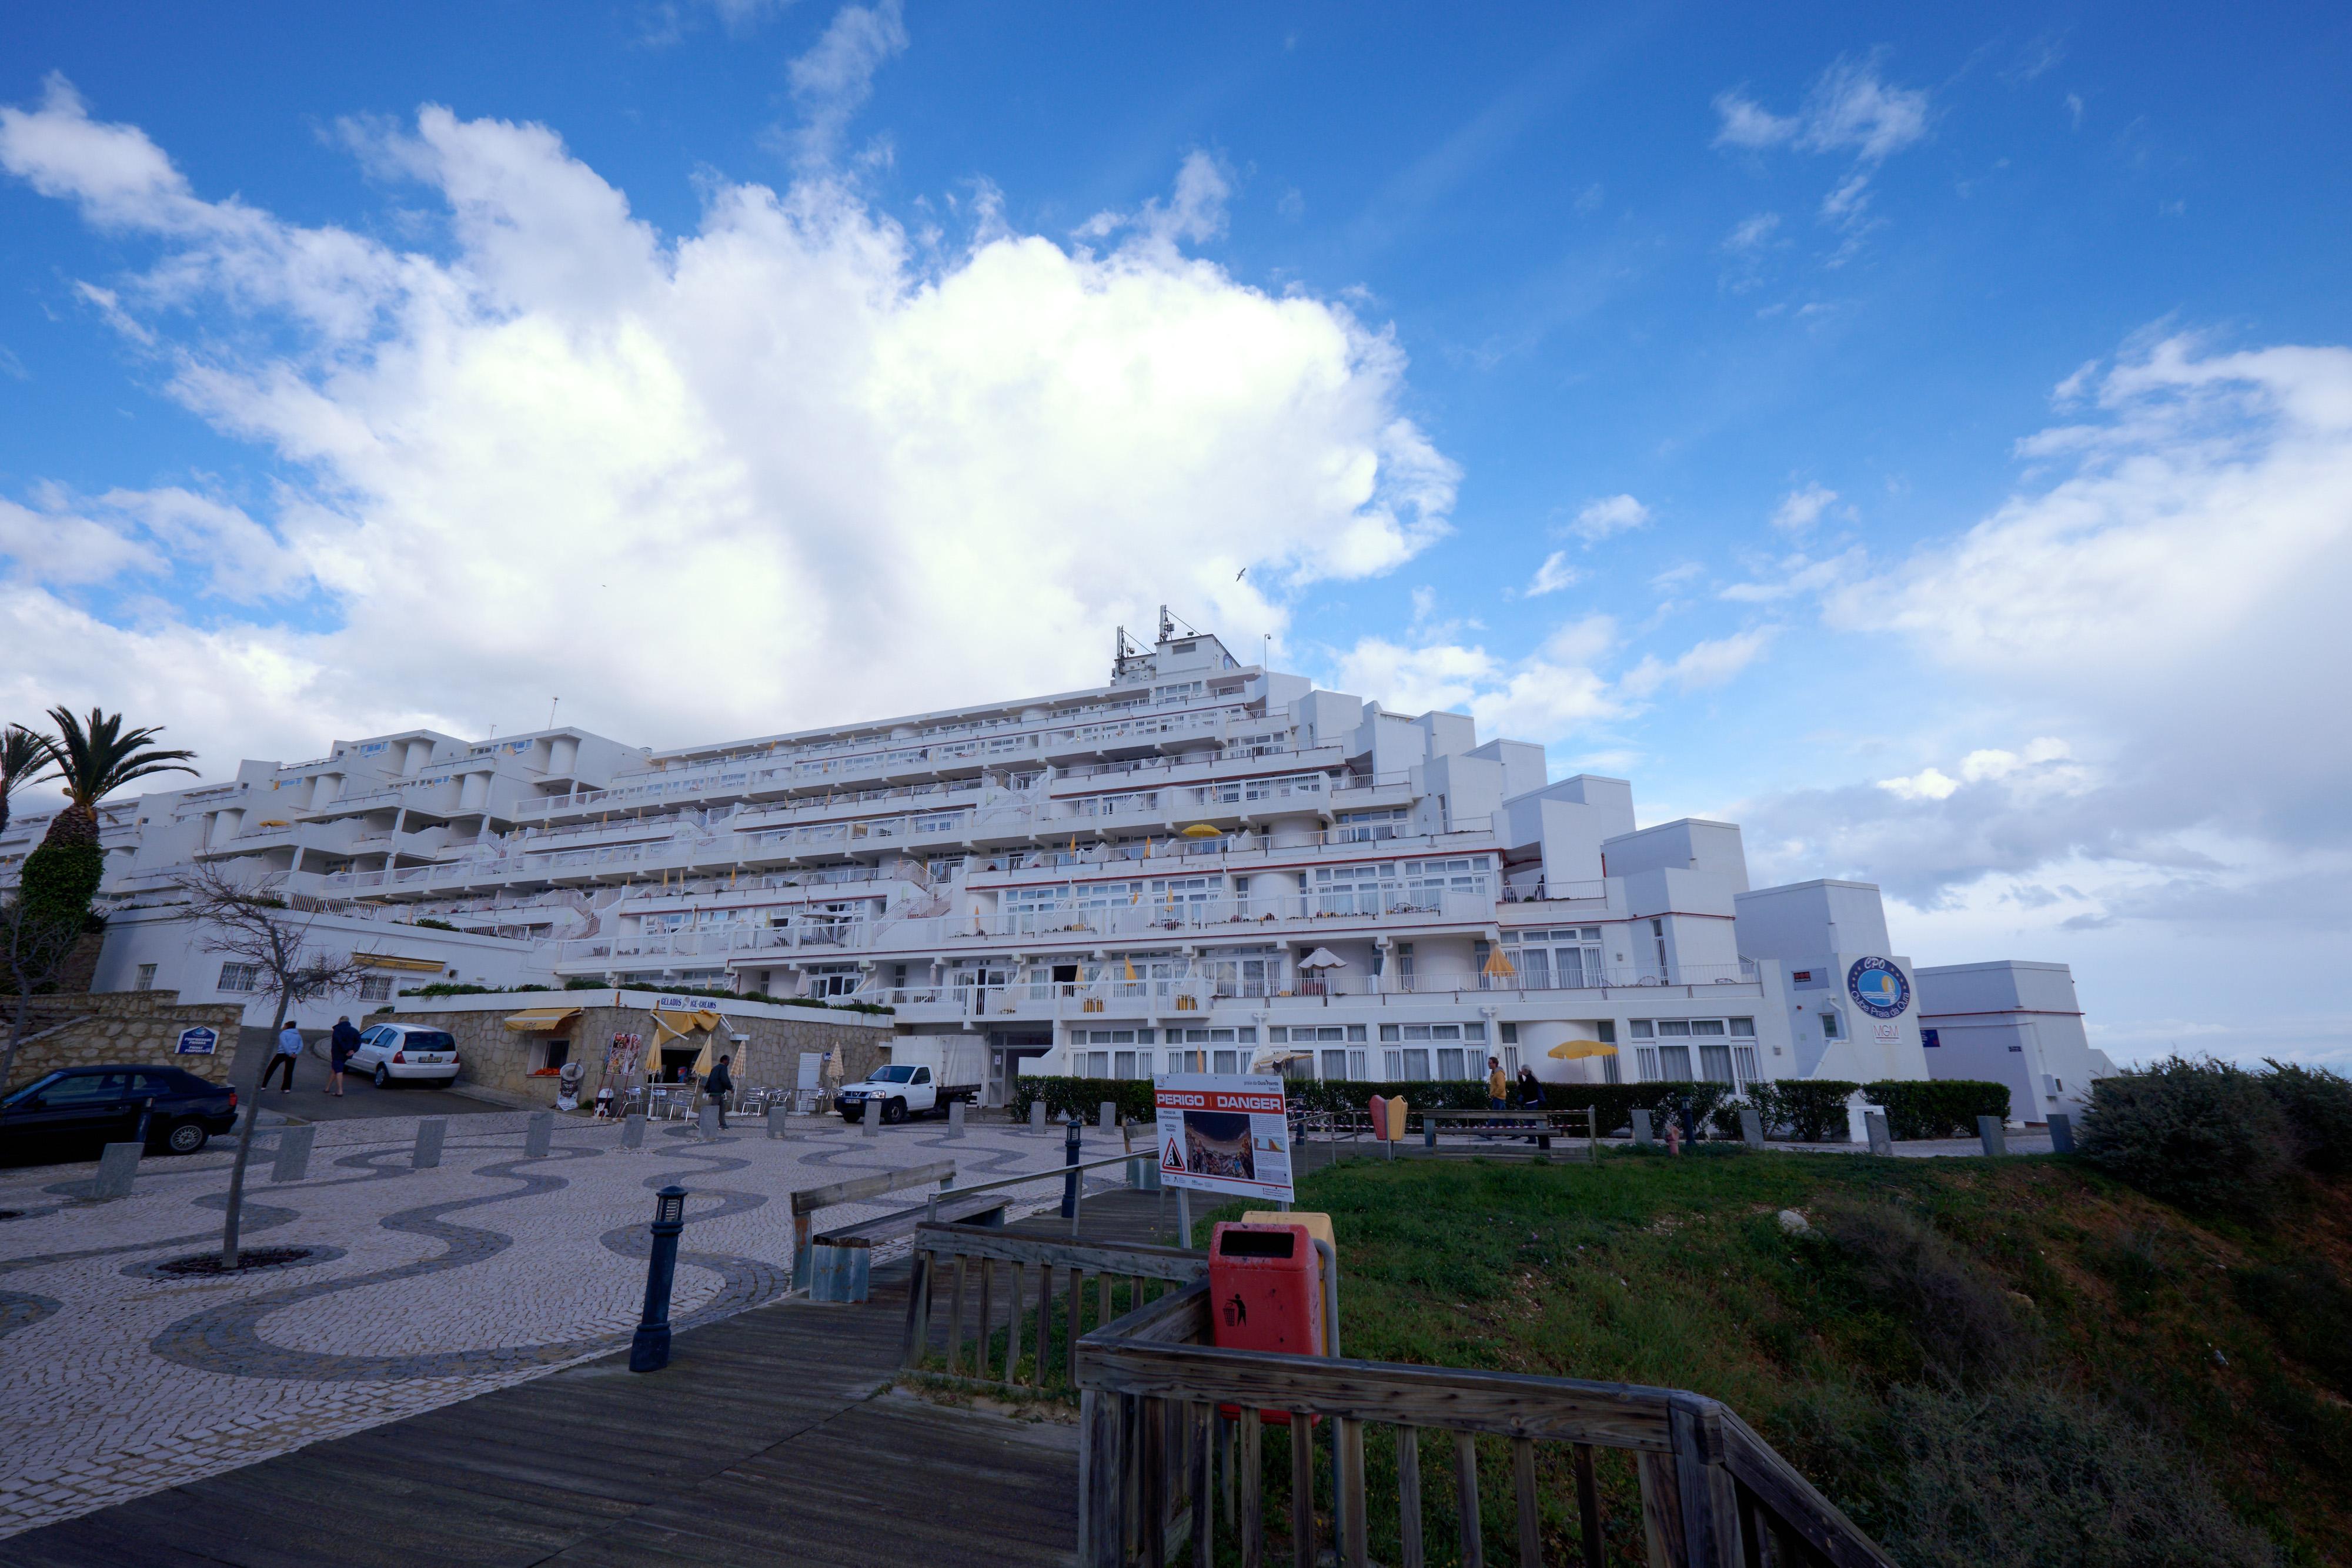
1235,567 -> 1247,581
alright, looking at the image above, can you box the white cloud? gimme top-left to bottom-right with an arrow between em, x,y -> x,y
1715,57 -> 1927,164
1526,550 -> 1579,596
1711,91 -> 1799,151
1722,212 -> 1781,252
0,79 -> 1455,769
1077,150 -> 1231,260
1770,482 -> 1838,534
785,0 -> 908,166
1331,614 -> 1621,743
1618,627 -> 1777,698
1562,493 -> 1649,544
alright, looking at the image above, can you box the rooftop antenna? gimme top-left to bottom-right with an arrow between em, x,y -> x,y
548,697 -> 559,731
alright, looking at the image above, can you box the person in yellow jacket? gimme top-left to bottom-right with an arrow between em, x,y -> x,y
1486,1056 -> 1508,1111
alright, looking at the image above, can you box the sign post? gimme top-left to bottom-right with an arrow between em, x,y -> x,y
1152,1074 -> 1295,1222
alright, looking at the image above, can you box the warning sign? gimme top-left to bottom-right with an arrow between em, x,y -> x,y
1153,1074 -> 1294,1203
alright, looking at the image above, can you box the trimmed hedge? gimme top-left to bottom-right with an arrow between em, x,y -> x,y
1864,1079 -> 2012,1141
1008,1075 -> 1745,1139
1748,1080 -> 1863,1142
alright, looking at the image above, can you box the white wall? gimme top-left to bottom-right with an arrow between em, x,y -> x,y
95,906 -> 556,1027
1601,819 -> 1750,894
1916,960 -> 2104,1124
1733,880 -> 1893,965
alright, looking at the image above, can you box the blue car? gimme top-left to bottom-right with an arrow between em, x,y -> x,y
1,1065 -> 239,1162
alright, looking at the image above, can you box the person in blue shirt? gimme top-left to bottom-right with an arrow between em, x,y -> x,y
262,1021 -> 303,1093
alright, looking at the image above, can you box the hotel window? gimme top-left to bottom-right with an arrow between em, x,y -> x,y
1500,1022 -> 1518,1045
1080,1050 -> 1110,1076
1464,1022 -> 1486,1042
1321,1050 -> 1348,1079
1733,1046 -> 1759,1085
135,964 -> 158,991
218,962 -> 259,994
1437,1047 -> 1466,1079
1401,1048 -> 1431,1081
1820,1010 -> 1843,1040
1699,1043 -> 1735,1085
1267,1027 -> 1287,1043
1637,1047 -> 1661,1082
1501,1045 -> 1519,1075
359,975 -> 393,1001
1168,1049 -> 1205,1073
1348,1048 -> 1368,1079
1212,1049 -> 1239,1074
1598,1021 -> 1621,1084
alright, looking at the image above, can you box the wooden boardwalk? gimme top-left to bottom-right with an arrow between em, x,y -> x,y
0,1190 -> 1182,1568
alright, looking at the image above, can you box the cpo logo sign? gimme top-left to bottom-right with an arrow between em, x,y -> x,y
1846,958 -> 1910,1019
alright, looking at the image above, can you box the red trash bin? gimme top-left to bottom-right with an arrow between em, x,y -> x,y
1209,1221 -> 1323,1423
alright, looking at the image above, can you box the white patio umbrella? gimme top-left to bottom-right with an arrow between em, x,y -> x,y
1297,948 -> 1348,970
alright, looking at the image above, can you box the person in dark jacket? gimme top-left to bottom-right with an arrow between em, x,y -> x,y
1516,1065 -> 1544,1109
703,1055 -> 735,1129
329,1016 -> 361,1098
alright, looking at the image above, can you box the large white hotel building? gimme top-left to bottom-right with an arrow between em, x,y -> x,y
3,618 -> 2109,1121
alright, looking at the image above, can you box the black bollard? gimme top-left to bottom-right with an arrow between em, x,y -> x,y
1060,1114 -> 1083,1218
630,1185 -> 689,1373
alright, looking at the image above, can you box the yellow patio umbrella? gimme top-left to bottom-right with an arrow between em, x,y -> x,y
1548,1038 -> 1617,1060
1482,947 -> 1517,979
1180,823 -> 1221,838
1122,956 -> 1138,982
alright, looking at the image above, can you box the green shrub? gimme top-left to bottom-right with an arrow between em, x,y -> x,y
2077,1056 -> 2294,1214
1008,1075 -> 1158,1123
14,840 -> 103,951
1866,1079 -> 2012,1141
409,917 -> 459,931
1873,1379 -> 2280,1568
2259,1059 -> 2352,1176
563,977 -> 609,991
1749,1080 -> 1862,1141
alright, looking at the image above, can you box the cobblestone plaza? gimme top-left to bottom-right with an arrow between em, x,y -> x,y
0,1110 -> 1090,1538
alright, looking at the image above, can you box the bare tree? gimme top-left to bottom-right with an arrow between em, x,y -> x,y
173,862 -> 375,1266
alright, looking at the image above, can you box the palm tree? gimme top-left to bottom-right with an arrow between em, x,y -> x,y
32,707 -> 199,851
0,724 -> 57,840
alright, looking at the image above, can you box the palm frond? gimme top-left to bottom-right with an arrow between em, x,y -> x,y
42,706 -> 198,810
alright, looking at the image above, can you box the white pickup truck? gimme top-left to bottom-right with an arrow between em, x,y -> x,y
835,1064 -> 981,1124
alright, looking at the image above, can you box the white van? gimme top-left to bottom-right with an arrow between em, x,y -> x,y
349,1022 -> 462,1089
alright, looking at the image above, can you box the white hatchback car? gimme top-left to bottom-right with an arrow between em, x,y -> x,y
348,1022 -> 462,1089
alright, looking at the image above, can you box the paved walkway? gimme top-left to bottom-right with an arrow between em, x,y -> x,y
0,1109 -> 1127,1540
226,1025 -> 512,1123
0,1190 -> 1187,1567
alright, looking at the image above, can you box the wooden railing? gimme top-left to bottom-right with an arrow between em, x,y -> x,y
1074,1279 -> 1895,1568
901,1221 -> 1208,1390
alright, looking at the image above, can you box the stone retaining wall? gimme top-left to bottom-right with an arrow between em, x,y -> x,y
378,1002 -> 892,1107
2,989 -> 245,1090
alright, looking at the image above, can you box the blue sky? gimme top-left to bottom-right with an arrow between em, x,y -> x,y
2,3 -> 2347,1068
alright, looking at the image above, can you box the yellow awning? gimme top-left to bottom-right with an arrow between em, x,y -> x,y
1548,1038 -> 1618,1060
503,1007 -> 582,1032
359,953 -> 446,972
651,1008 -> 724,1042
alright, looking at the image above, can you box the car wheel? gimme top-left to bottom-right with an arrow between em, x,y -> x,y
884,1098 -> 908,1125
373,1065 -> 392,1089
163,1120 -> 209,1156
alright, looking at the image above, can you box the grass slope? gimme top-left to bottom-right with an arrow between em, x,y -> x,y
1234,1146 -> 2351,1566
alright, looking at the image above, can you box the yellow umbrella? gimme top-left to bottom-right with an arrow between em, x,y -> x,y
1122,956 -> 1138,982
1180,823 -> 1221,838
1482,948 -> 1517,978
1548,1039 -> 1617,1060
